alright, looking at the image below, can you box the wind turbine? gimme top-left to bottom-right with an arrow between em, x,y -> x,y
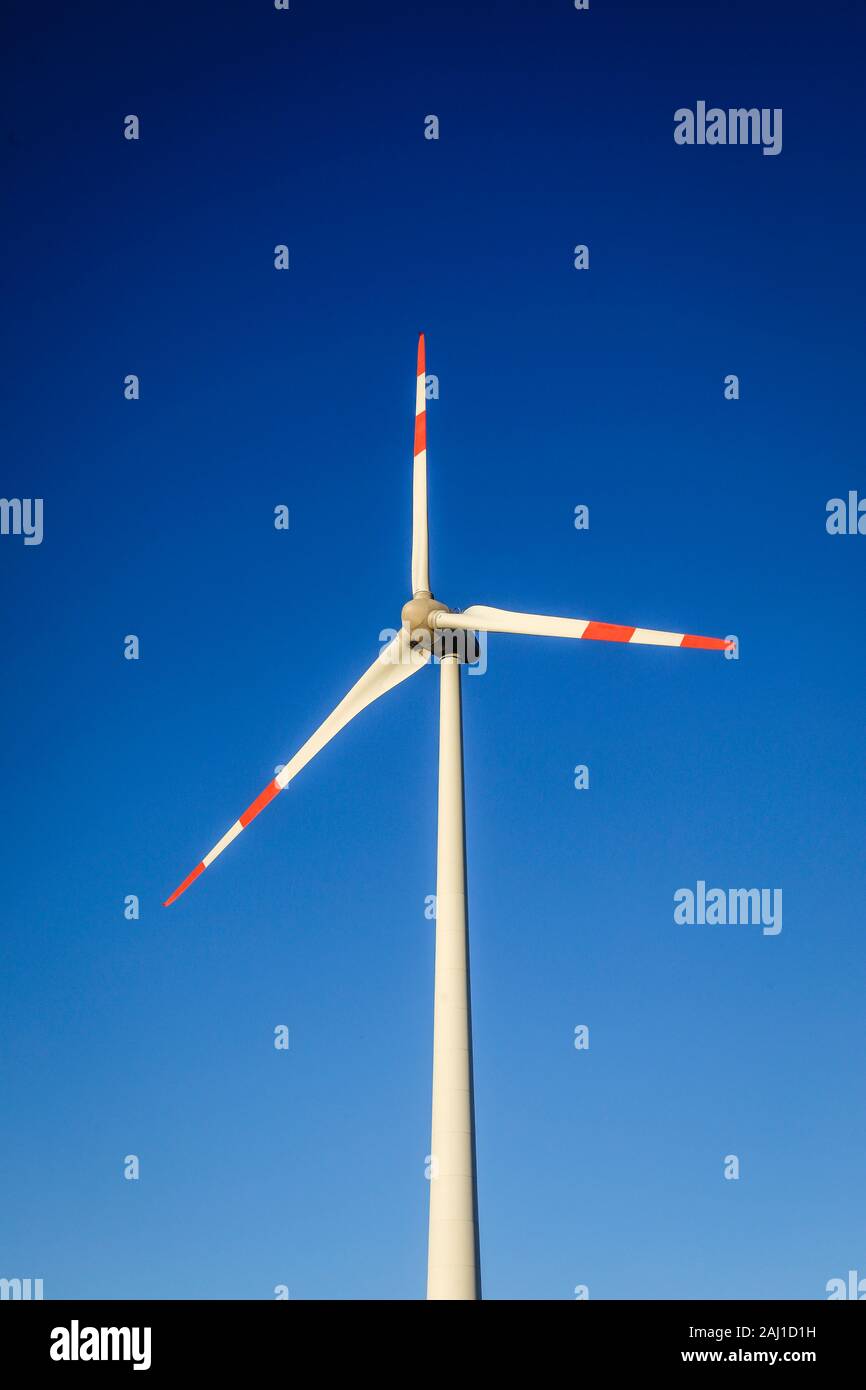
164,334 -> 730,1300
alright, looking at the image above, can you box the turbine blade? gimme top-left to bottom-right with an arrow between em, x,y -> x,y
411,332 -> 430,595
164,627 -> 431,906
436,605 -> 730,651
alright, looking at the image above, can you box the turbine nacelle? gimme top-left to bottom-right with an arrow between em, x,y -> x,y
401,594 -> 481,665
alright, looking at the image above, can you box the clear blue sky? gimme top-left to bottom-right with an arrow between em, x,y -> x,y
2,0 -> 864,1299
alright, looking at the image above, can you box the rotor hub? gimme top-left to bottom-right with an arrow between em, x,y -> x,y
401,592 -> 450,638
401,594 -> 480,665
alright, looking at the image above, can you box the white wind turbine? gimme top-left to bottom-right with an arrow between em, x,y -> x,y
165,334 -> 730,1299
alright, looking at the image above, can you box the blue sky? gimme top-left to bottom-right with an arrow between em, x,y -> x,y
2,0 -> 865,1299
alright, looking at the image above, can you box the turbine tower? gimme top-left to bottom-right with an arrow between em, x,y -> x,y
164,334 -> 730,1300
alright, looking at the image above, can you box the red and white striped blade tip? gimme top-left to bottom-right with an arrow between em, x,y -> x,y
163,775 -> 282,906
582,624 -> 731,650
